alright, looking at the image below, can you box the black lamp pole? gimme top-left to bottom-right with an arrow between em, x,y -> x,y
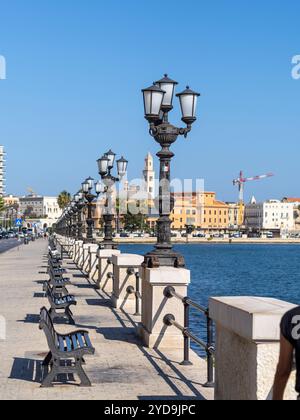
97,151 -> 128,250
81,177 -> 97,244
76,200 -> 85,241
142,75 -> 200,268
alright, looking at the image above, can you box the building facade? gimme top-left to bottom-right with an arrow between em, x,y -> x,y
171,192 -> 229,231
282,198 -> 300,231
0,146 -> 5,197
244,199 -> 295,232
3,195 -> 19,208
19,195 -> 62,221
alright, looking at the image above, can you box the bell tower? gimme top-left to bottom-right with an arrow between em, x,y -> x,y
143,152 -> 155,199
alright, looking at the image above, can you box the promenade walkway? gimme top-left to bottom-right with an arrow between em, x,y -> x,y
0,240 -> 213,400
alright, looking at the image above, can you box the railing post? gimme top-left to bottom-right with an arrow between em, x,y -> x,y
204,315 -> 215,388
134,272 -> 141,316
182,298 -> 193,366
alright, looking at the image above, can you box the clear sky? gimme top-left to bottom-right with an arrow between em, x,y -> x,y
0,0 -> 299,202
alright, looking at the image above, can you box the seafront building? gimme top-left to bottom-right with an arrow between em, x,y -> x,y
227,202 -> 243,229
170,192 -> 230,231
244,199 -> 295,233
282,197 -> 300,231
18,195 -> 62,228
0,145 -> 5,197
3,195 -> 19,208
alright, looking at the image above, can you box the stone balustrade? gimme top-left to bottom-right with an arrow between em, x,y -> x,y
139,266 -> 191,350
88,244 -> 99,281
96,249 -> 121,293
111,254 -> 144,311
209,296 -> 298,400
57,234 -> 300,400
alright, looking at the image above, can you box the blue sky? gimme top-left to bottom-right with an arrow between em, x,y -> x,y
0,0 -> 299,202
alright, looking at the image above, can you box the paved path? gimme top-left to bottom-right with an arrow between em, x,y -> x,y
0,240 -> 214,400
0,239 -> 20,254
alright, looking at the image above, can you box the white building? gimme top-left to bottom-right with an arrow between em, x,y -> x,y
0,146 -> 5,197
19,195 -> 62,226
43,197 -> 62,219
245,199 -> 295,232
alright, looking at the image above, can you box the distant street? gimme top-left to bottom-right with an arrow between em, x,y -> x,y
0,238 -> 19,254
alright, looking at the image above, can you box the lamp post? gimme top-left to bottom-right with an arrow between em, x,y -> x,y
74,191 -> 85,241
65,206 -> 72,238
142,74 -> 200,268
97,150 -> 128,250
82,177 -> 97,243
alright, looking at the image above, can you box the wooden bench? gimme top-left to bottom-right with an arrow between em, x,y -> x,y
44,282 -> 77,325
49,266 -> 67,279
39,307 -> 95,387
44,277 -> 70,297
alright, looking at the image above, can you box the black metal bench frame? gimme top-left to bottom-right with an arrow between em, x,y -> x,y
45,282 -> 77,325
39,307 -> 95,388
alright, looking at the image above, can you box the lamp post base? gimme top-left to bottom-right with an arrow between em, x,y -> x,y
98,240 -> 118,251
143,248 -> 185,269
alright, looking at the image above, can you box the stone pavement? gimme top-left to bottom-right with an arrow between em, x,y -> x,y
0,240 -> 214,400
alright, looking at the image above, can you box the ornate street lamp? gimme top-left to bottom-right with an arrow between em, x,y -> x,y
97,151 -> 128,249
82,177 -> 96,243
142,74 -> 200,268
74,191 -> 85,241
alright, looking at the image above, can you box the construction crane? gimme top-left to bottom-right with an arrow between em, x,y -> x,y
233,171 -> 274,226
233,171 -> 274,203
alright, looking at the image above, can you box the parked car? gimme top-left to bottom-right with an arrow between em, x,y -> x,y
120,233 -> 130,238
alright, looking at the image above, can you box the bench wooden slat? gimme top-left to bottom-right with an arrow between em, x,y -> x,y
65,336 -> 72,352
58,336 -> 65,352
77,333 -> 84,348
71,334 -> 78,350
84,333 -> 92,348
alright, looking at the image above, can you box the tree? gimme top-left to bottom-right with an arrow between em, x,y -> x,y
123,212 -> 148,233
57,191 -> 71,210
0,196 -> 5,213
24,206 -> 37,219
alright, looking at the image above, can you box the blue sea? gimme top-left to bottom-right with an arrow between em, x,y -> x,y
120,244 -> 300,354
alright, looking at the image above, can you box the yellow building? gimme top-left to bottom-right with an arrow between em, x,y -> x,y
171,192 -> 229,231
3,195 -> 19,208
200,192 -> 229,231
227,202 -> 244,228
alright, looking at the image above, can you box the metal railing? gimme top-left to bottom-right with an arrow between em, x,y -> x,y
126,269 -> 142,316
163,286 -> 215,388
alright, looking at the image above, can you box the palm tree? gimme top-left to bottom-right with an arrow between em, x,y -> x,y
57,191 -> 71,210
0,196 -> 5,213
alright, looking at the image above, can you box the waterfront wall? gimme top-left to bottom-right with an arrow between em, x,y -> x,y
210,296 -> 298,400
